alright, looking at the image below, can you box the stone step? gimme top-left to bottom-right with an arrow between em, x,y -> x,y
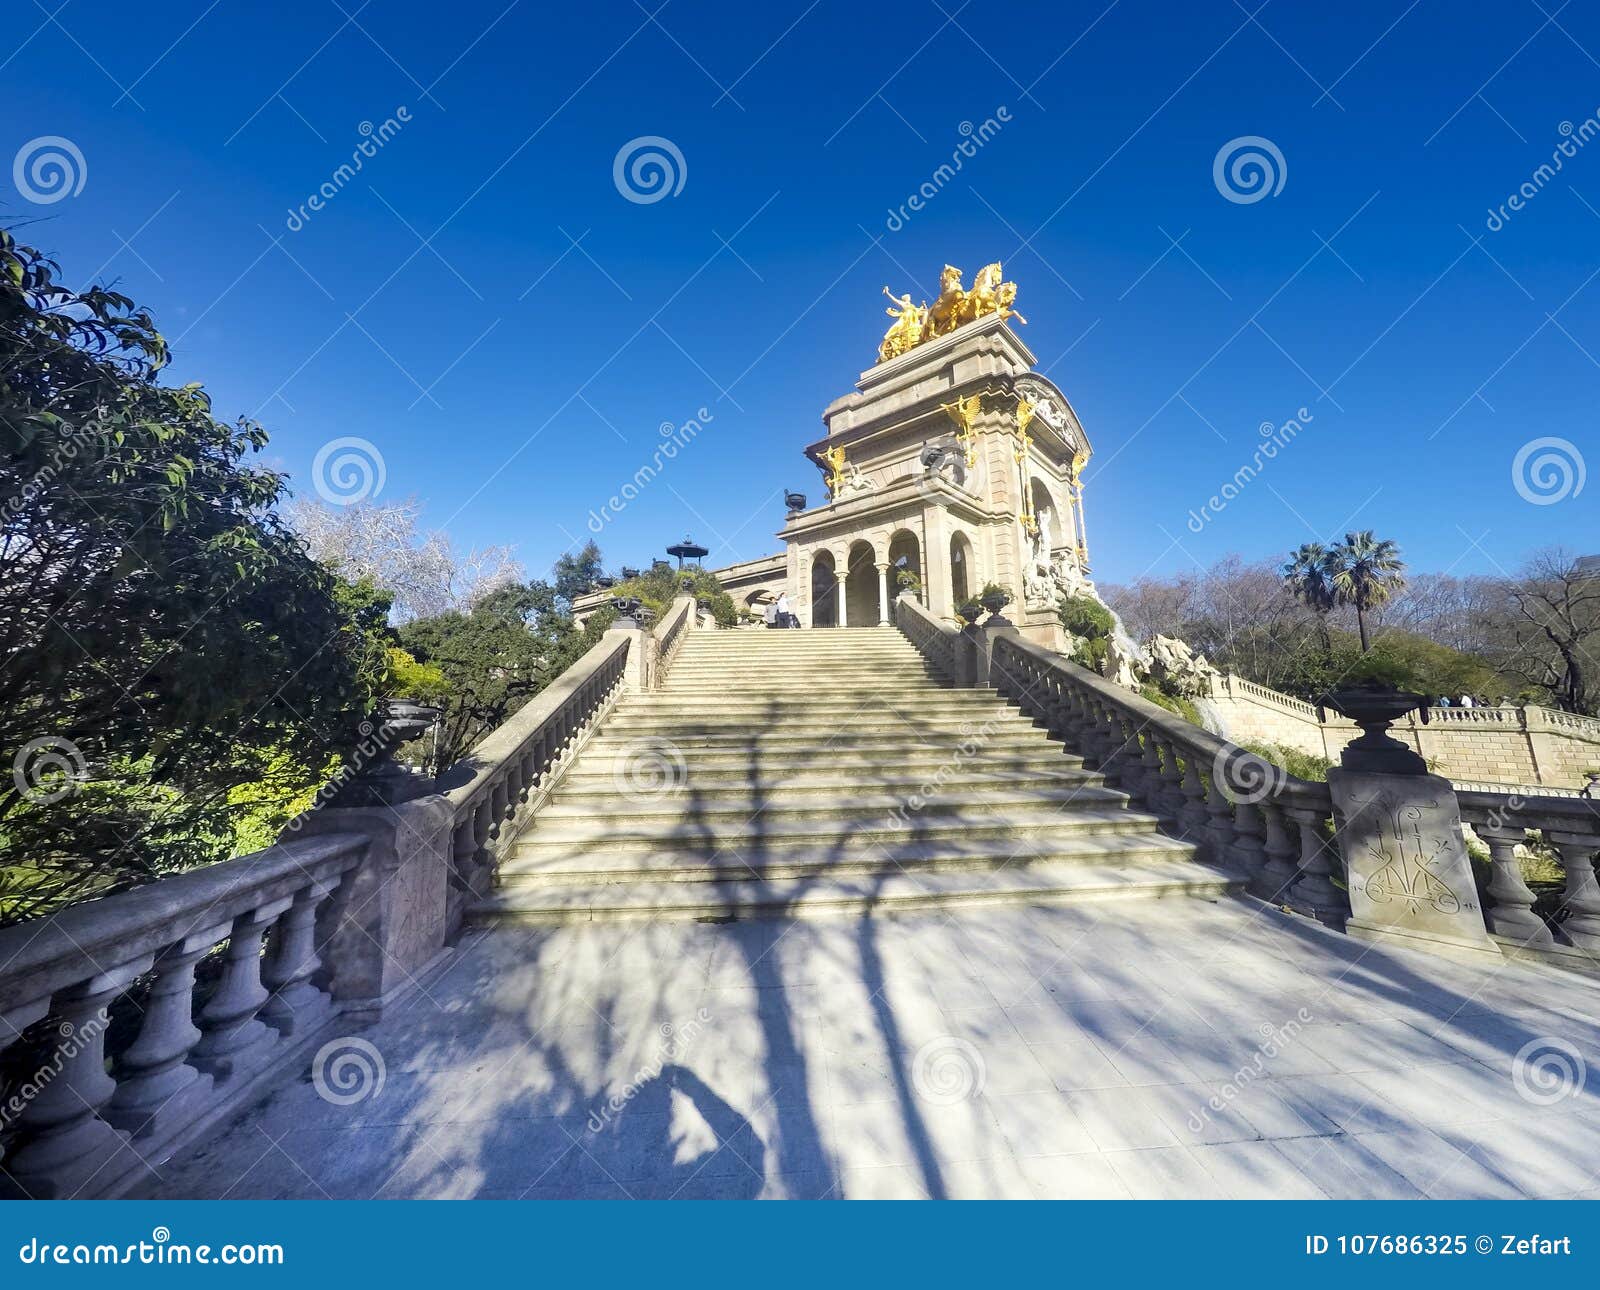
554,765 -> 1098,796
602,712 -> 1042,736
579,729 -> 1061,755
568,745 -> 1083,774
509,806 -> 1159,859
625,688 -> 1002,705
498,830 -> 1198,885
537,785 -> 1126,826
471,857 -> 1238,925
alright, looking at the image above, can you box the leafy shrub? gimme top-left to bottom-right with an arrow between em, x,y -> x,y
1237,741 -> 1333,782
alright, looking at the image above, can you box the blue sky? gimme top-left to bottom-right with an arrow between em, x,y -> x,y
5,0 -> 1597,587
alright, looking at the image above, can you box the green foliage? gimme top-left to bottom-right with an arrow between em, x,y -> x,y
979,582 -> 1013,606
384,647 -> 450,701
895,568 -> 923,596
1059,594 -> 1115,640
1269,627 -> 1501,704
602,564 -> 736,629
0,229 -> 377,924
1237,741 -> 1333,783
552,540 -> 604,606
399,580 -> 604,771
1140,684 -> 1199,725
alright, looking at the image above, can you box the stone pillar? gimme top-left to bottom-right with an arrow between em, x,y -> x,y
1326,713 -> 1500,964
835,573 -> 847,628
293,795 -> 457,1023
875,562 -> 890,626
924,507 -> 952,621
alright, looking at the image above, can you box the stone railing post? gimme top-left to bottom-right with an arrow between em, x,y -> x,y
1325,694 -> 1501,963
1477,822 -> 1555,946
292,795 -> 457,1024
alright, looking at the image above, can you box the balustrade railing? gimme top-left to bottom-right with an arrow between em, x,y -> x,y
0,833 -> 367,1198
651,594 -> 695,688
894,594 -> 960,680
439,631 -> 630,917
953,630 -> 1348,924
1456,790 -> 1600,955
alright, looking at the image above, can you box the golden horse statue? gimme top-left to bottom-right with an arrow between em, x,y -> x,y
875,262 -> 1023,363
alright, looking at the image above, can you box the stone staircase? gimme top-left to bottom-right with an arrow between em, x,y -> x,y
470,628 -> 1238,925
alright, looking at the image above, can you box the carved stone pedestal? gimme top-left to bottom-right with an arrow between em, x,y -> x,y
1328,768 -> 1501,964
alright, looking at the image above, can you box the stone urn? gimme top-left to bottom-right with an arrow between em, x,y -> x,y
1319,683 -> 1429,775
784,490 -> 807,514
611,596 -> 643,627
957,599 -> 984,627
335,698 -> 441,806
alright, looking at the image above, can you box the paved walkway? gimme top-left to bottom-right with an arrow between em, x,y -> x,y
137,895 -> 1600,1199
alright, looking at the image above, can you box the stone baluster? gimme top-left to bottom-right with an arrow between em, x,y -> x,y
3,956 -> 151,1199
1176,754 -> 1211,848
1231,800 -> 1269,891
1477,823 -> 1553,946
1156,737 -> 1186,821
1135,730 -> 1163,809
107,927 -> 226,1138
192,901 -> 290,1084
1254,802 -> 1299,902
1108,713 -> 1142,791
1204,770 -> 1238,864
1090,702 -> 1122,780
1552,832 -> 1600,950
1078,694 -> 1108,766
261,880 -> 339,1036
1285,804 -> 1347,927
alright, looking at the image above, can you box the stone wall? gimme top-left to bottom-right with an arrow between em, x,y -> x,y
1198,673 -> 1600,790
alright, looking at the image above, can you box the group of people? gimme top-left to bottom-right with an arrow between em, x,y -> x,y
762,593 -> 800,628
1434,694 -> 1505,709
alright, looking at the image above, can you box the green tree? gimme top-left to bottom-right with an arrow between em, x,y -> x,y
1281,542 -> 1336,647
552,540 -> 606,607
0,229 -> 378,922
1325,530 -> 1406,653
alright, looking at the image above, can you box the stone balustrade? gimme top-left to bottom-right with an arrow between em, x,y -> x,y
651,594 -> 695,687
0,620 -> 646,1200
0,833 -> 368,1199
1456,789 -> 1600,963
437,629 -> 633,922
894,594 -> 961,681
982,630 -> 1347,927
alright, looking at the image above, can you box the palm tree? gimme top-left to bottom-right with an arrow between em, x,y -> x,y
1325,530 -> 1406,653
1282,542 -> 1336,647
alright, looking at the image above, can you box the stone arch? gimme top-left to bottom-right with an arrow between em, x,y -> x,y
845,540 -> 878,629
949,529 -> 976,608
888,528 -> 921,598
810,550 -> 839,627
1029,477 -> 1061,554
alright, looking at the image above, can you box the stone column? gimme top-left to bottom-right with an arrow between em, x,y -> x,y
923,507 -> 952,621
835,572 -> 847,628
875,562 -> 890,626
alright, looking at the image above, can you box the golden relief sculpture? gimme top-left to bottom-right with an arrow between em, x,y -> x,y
875,262 -> 1025,364
940,392 -> 982,467
820,444 -> 848,497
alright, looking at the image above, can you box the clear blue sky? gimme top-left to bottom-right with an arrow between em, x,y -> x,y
6,0 -> 1597,587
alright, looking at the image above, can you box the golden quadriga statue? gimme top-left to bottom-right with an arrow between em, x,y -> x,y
876,262 -> 1025,364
